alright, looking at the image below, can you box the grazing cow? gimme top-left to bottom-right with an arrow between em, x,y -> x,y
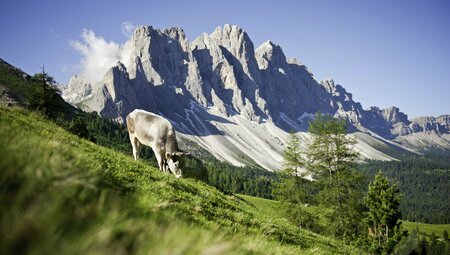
126,109 -> 189,178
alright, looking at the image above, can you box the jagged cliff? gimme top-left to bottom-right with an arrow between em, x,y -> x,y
62,25 -> 450,170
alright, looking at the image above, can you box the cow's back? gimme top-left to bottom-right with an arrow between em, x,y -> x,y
127,109 -> 172,146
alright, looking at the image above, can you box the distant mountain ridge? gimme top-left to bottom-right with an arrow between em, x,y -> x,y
61,25 -> 449,170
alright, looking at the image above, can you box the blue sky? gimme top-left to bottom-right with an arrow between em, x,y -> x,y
0,0 -> 449,118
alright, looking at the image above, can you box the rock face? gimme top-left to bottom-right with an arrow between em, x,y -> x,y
62,25 -> 450,170
410,115 -> 450,133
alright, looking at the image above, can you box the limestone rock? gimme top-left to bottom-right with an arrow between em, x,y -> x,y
60,24 -> 449,168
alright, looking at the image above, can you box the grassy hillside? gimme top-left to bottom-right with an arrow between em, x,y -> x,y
237,195 -> 285,219
239,194 -> 450,242
0,58 -> 34,105
402,221 -> 450,240
238,194 -> 330,231
0,106 -> 362,254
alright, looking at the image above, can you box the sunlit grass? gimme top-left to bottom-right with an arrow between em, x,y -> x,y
239,193 -> 450,243
402,221 -> 450,240
0,107 -> 362,254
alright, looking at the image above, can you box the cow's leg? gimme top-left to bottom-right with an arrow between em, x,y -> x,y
129,134 -> 141,160
154,150 -> 165,172
161,157 -> 170,173
135,140 -> 142,160
156,142 -> 169,173
163,158 -> 168,173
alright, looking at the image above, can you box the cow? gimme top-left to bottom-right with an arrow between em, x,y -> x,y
126,109 -> 189,178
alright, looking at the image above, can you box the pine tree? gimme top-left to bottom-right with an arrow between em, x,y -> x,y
273,132 -> 318,229
282,131 -> 304,178
68,117 -> 91,140
419,236 -> 428,255
274,132 -> 306,203
395,228 -> 420,255
363,170 -> 406,254
429,232 -> 437,255
30,67 -> 64,118
306,112 -> 364,241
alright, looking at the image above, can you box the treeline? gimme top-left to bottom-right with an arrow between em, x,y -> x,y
205,161 -> 276,199
359,156 -> 450,224
201,153 -> 450,225
199,153 -> 450,225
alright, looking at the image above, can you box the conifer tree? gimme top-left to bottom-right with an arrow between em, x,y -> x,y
306,112 -> 364,240
364,170 -> 406,254
283,131 -> 304,178
30,67 -> 63,118
273,132 -> 318,229
274,131 -> 305,204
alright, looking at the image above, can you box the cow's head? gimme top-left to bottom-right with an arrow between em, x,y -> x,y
166,151 -> 190,178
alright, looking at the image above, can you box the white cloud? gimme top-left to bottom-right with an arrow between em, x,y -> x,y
70,29 -> 122,81
122,21 -> 136,38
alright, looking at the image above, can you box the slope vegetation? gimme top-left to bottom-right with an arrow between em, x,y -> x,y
402,221 -> 450,240
0,107 -> 362,254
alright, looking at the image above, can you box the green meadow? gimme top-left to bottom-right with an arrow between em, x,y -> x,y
402,221 -> 450,240
0,107 -> 362,254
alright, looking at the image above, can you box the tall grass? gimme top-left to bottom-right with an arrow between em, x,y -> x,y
0,107 -> 362,254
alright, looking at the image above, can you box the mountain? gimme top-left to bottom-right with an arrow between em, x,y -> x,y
62,25 -> 450,171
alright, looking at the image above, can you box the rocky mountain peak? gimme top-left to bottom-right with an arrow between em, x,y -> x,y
115,61 -> 128,73
61,24 -> 449,169
212,24 -> 246,40
381,106 -> 409,125
321,79 -> 354,102
436,115 -> 450,125
287,57 -> 301,65
408,115 -> 449,133
211,24 -> 249,52
320,79 -> 336,93
163,27 -> 189,51
255,40 -> 287,70
164,27 -> 186,39
210,24 -> 260,81
131,25 -> 155,40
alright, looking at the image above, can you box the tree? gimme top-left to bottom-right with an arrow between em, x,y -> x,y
273,132 -> 319,230
418,236 -> 428,255
30,66 -> 63,118
395,228 -> 420,255
274,132 -> 306,202
363,170 -> 406,254
306,112 -> 364,240
307,113 -> 359,177
282,131 -> 304,178
68,117 -> 93,141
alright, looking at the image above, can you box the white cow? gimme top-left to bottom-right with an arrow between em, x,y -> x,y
126,109 -> 188,178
